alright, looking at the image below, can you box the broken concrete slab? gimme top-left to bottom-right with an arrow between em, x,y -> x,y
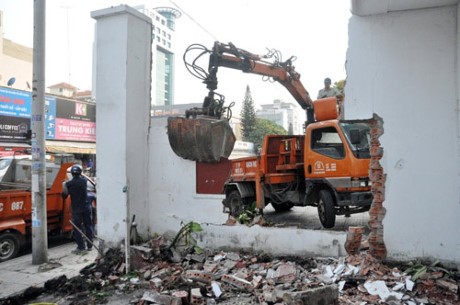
283,284 -> 339,305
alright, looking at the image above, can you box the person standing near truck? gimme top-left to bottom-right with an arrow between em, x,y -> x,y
62,165 -> 94,254
317,77 -> 341,99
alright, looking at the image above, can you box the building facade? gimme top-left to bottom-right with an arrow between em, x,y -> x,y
256,99 -> 306,135
135,5 -> 181,106
0,11 -> 96,160
0,86 -> 96,155
0,11 -> 32,91
48,82 -> 78,98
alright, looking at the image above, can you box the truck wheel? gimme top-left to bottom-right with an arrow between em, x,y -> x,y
318,190 -> 336,228
227,190 -> 245,217
0,232 -> 20,262
271,202 -> 294,212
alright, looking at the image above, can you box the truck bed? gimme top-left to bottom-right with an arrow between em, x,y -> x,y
229,135 -> 305,184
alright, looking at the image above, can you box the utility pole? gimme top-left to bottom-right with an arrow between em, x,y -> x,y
31,0 -> 48,265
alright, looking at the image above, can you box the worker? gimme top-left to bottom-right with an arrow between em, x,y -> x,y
62,165 -> 94,254
317,77 -> 341,99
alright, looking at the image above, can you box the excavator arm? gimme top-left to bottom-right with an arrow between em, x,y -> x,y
167,41 -> 314,163
205,42 -> 313,110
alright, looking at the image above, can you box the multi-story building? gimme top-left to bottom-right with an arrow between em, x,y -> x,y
256,99 -> 306,135
48,82 -> 78,98
135,5 -> 181,107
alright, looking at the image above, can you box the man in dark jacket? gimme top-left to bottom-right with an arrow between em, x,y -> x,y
62,165 -> 94,254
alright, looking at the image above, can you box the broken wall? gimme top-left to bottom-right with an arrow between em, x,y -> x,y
148,117 -> 347,257
346,5 -> 460,263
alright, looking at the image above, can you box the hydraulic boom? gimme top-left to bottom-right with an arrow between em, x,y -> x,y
167,41 -> 314,162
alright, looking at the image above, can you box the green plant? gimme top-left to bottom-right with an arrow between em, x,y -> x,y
168,221 -> 203,254
91,290 -> 108,302
121,271 -> 139,281
404,260 -> 450,281
237,201 -> 257,224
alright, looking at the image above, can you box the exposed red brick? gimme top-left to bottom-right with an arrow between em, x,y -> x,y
345,226 -> 364,255
185,270 -> 212,284
368,114 -> 387,260
221,274 -> 254,291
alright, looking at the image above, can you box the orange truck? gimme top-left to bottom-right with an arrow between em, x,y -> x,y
222,98 -> 372,228
0,154 -> 75,261
167,41 -> 372,228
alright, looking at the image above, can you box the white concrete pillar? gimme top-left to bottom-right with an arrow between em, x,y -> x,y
91,5 -> 151,247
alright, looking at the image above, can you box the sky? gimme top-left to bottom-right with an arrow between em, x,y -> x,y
0,0 -> 351,112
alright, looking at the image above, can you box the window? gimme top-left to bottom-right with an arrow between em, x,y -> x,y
162,30 -> 166,37
339,122 -> 371,159
156,28 -> 160,34
167,34 -> 171,40
311,127 -> 345,159
156,16 -> 160,21
167,42 -> 171,48
161,20 -> 165,25
157,36 -> 160,43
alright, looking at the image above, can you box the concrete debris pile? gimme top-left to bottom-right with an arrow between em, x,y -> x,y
2,236 -> 459,305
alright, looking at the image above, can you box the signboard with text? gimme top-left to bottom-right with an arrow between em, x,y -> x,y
0,87 -> 96,143
0,116 -> 29,141
54,98 -> 96,141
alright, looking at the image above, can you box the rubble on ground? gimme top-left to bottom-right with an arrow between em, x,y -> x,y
1,229 -> 459,305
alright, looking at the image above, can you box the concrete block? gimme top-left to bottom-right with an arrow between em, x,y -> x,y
283,284 -> 339,305
191,287 -> 204,304
274,263 -> 297,283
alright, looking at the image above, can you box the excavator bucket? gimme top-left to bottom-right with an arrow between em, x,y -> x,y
167,116 -> 236,162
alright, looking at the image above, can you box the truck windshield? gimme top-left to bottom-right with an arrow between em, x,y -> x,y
339,122 -> 371,159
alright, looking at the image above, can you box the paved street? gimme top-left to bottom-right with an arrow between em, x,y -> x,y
0,242 -> 98,300
263,205 -> 370,233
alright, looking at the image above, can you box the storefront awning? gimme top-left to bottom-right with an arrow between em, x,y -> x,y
0,142 -> 31,148
46,141 -> 96,154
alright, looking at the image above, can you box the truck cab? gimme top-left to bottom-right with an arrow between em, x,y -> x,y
303,119 -> 372,228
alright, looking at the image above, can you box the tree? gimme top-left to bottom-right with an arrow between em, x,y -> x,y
334,79 -> 346,97
240,85 -> 257,141
247,118 -> 287,153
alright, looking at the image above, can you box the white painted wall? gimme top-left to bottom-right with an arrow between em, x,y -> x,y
91,6 -> 151,247
148,117 -> 347,257
346,5 -> 460,263
149,117 -> 230,230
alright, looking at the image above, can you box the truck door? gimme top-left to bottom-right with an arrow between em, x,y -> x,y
305,126 -> 351,179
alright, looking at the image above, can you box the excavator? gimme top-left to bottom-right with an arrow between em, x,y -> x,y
167,41 -> 314,162
167,42 -> 372,228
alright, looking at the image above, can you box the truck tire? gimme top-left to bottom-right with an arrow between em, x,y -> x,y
318,189 -> 336,228
0,232 -> 20,262
227,190 -> 246,217
271,202 -> 294,212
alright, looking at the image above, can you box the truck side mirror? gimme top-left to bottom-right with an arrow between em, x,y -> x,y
349,129 -> 361,145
